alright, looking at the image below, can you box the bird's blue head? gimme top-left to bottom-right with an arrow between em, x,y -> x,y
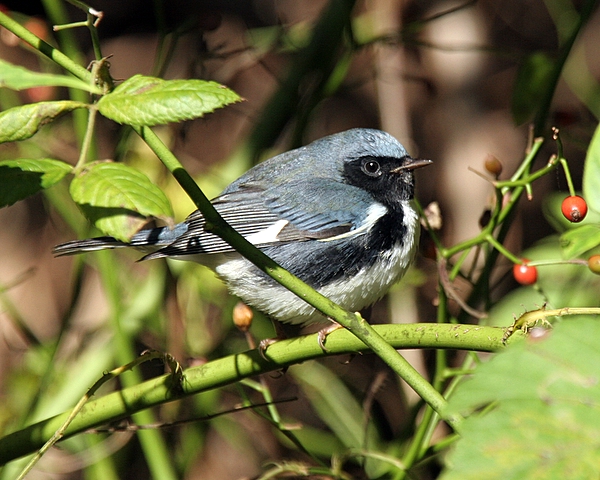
302,128 -> 430,209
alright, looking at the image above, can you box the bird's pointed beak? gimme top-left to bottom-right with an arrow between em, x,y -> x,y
391,158 -> 433,173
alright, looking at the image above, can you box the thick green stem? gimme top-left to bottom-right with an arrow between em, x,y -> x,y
0,322 -> 513,465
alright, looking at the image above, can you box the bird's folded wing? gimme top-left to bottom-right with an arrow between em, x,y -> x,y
144,180 -> 372,259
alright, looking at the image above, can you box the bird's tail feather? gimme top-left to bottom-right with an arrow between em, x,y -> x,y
52,237 -> 128,257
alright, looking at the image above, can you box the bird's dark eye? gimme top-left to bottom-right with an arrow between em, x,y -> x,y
362,159 -> 381,176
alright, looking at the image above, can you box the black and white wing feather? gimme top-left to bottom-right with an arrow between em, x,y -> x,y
142,179 -> 372,260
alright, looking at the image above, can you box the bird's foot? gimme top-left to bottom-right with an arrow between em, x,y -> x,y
258,319 -> 288,359
317,321 -> 343,352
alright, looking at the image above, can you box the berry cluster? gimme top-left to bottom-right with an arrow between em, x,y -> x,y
511,195 -> 598,285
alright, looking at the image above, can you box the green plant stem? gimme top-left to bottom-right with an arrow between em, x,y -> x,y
560,157 -> 577,196
40,0 -> 93,145
485,234 -> 522,264
0,10 -> 90,82
526,258 -> 587,267
505,137 -> 545,186
84,12 -> 103,62
75,107 -> 97,170
0,322 -> 515,465
239,379 -> 323,466
56,0 -> 104,60
441,136 -> 546,264
135,126 -> 460,429
240,378 -> 281,424
510,306 -> 600,332
441,233 -> 484,261
448,249 -> 471,281
495,155 -> 559,190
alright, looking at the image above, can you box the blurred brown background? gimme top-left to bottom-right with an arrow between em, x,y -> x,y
0,1 -> 598,478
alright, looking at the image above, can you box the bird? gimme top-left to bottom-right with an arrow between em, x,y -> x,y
54,128 -> 431,330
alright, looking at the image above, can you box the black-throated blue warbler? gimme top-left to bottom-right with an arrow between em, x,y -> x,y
54,128 -> 431,328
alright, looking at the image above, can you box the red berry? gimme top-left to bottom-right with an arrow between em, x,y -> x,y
561,195 -> 587,223
513,259 -> 538,285
588,255 -> 600,275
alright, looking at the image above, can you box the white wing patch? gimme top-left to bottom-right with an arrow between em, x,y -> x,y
318,202 -> 388,242
245,219 -> 289,245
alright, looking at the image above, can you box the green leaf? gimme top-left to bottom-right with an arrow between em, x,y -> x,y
0,158 -> 72,207
70,162 -> 173,241
0,59 -> 101,94
512,52 -> 555,125
0,101 -> 87,143
560,224 -> 600,257
96,75 -> 242,126
442,318 -> 600,480
583,122 -> 600,213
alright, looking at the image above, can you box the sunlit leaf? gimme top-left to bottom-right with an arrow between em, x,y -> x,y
96,75 -> 242,126
0,101 -> 87,143
70,161 -> 173,241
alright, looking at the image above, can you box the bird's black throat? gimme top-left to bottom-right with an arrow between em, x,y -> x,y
262,205 -> 408,289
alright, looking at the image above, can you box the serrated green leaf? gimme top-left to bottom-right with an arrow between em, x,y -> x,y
0,59 -> 101,94
0,158 -> 72,207
442,318 -> 600,480
70,162 -> 173,241
0,101 -> 87,143
583,122 -> 600,213
560,224 -> 600,257
96,75 -> 242,126
512,52 -> 555,125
